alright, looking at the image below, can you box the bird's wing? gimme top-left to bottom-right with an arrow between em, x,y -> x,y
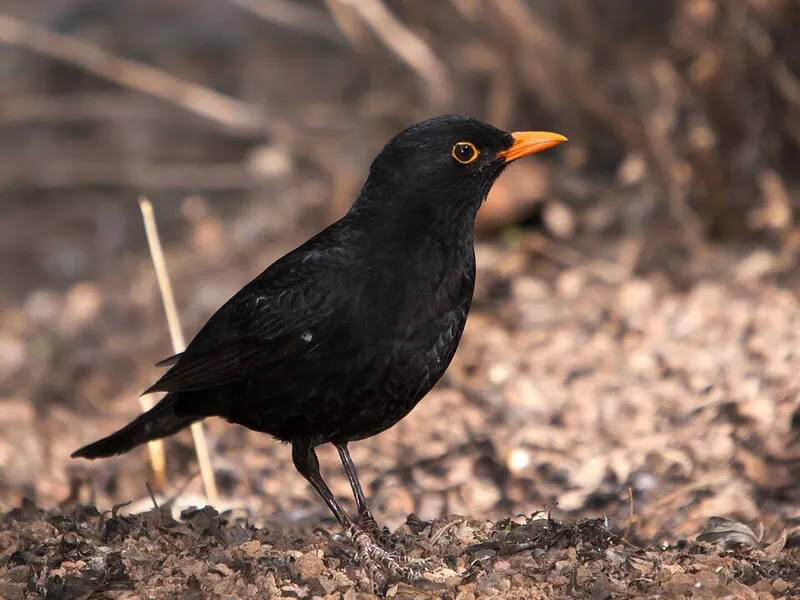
143,236 -> 350,394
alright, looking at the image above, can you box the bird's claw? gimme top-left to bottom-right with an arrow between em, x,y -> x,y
351,526 -> 428,587
358,513 -> 411,558
333,525 -> 428,590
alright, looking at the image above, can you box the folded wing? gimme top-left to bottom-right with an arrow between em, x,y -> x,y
144,237 -> 350,395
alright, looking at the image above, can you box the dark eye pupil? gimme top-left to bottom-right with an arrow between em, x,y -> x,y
456,144 -> 473,161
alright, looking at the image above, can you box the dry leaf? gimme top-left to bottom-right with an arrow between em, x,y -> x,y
696,517 -> 762,548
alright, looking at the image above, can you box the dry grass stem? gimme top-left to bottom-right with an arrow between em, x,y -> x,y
139,197 -> 219,507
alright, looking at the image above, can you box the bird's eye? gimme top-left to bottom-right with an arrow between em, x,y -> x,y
451,141 -> 479,164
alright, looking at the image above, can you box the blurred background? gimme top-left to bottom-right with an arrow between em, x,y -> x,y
1,0 -> 799,544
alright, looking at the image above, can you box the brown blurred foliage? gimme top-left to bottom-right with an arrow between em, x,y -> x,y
1,0 -> 800,294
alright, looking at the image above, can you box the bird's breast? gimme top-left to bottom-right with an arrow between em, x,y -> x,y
360,242 -> 475,396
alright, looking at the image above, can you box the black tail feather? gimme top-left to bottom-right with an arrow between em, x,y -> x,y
71,394 -> 198,459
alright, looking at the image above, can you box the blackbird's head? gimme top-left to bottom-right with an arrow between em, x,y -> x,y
354,115 -> 566,222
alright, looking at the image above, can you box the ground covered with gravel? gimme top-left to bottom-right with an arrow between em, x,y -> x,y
2,500 -> 798,599
2,227 -> 800,598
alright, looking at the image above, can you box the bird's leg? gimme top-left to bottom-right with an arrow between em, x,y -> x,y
291,440 -> 423,587
335,443 -> 411,555
292,439 -> 354,529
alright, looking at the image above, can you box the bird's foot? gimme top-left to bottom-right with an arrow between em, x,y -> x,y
332,525 -> 428,590
358,513 -> 410,556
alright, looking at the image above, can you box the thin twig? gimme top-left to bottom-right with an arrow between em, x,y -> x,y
326,0 -> 452,109
0,93 -> 165,125
0,161 -> 256,191
145,481 -> 163,528
145,481 -> 160,510
0,92 -> 356,134
623,486 -> 635,542
488,0 -> 638,142
139,197 -> 220,507
429,516 -> 465,545
136,395 -> 167,492
221,0 -> 346,45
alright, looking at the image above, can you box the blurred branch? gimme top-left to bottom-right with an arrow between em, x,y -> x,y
325,0 -> 453,109
0,12 -> 375,201
1,94 -> 140,124
0,93 -> 360,139
628,61 -> 703,246
451,41 -> 515,129
0,93 -> 187,126
221,0 -> 346,45
488,0 -> 638,143
0,12 -> 273,137
0,161 -> 257,190
770,61 -> 800,108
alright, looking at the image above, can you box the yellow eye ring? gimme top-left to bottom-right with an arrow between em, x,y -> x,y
451,141 -> 479,164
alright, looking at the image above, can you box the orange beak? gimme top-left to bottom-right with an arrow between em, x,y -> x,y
498,131 -> 568,163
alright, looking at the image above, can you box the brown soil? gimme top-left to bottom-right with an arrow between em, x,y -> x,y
2,501 -> 798,599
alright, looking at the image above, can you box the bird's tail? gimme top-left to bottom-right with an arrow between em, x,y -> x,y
71,394 -> 198,459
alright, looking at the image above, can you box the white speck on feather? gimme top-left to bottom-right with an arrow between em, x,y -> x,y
301,331 -> 313,342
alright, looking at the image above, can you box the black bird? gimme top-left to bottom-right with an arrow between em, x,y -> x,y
72,115 -> 566,581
